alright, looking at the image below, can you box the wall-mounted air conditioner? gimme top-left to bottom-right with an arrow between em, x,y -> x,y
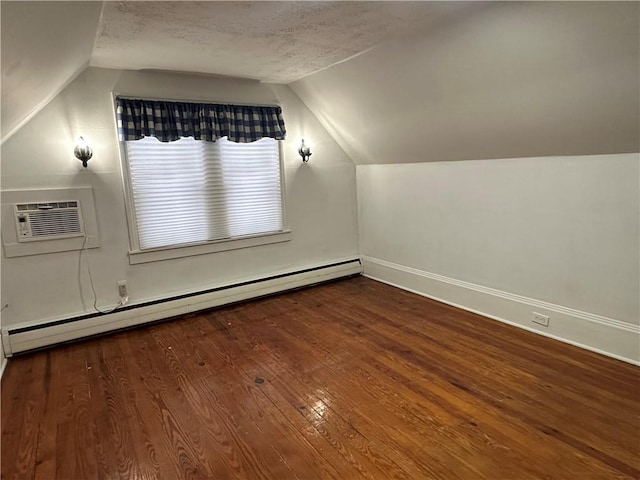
2,187 -> 100,257
14,201 -> 85,242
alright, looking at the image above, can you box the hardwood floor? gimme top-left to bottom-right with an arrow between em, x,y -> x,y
2,276 -> 639,479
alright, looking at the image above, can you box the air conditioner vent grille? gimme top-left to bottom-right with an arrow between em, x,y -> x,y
29,210 -> 82,237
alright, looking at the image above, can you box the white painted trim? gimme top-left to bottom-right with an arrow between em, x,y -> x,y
0,327 -> 7,378
4,258 -> 362,355
2,331 -> 11,360
362,256 -> 640,366
128,230 -> 292,264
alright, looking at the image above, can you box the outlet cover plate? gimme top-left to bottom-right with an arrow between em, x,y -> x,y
117,280 -> 128,297
532,312 -> 550,327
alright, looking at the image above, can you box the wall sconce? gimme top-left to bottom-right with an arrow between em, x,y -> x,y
74,136 -> 93,168
298,139 -> 312,163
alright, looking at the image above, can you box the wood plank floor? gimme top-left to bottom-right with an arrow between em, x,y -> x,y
2,276 -> 639,480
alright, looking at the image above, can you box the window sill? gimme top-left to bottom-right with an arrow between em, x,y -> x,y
128,230 -> 292,265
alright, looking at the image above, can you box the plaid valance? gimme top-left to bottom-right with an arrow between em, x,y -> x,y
115,97 -> 286,143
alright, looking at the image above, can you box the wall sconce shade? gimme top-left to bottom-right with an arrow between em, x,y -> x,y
74,136 -> 93,168
298,139 -> 312,163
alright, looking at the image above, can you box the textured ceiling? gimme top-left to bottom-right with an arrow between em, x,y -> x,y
91,1 -> 464,83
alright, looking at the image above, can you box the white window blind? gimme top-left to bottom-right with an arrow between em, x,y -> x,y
125,136 -> 283,250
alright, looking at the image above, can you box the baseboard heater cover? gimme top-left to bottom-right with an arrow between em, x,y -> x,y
3,258 -> 362,356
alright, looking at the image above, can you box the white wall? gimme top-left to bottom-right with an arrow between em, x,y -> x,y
0,1 -> 103,142
0,67 -> 358,330
358,154 -> 640,362
292,2 -> 639,165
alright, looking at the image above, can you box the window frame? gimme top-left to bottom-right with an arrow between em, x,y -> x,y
117,115 -> 290,265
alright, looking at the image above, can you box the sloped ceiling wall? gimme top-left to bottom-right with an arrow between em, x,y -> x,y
1,1 -> 103,143
291,2 -> 640,164
0,1 -> 465,146
2,2 -> 638,163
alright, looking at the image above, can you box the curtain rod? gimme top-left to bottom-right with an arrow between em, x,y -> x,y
114,94 -> 281,108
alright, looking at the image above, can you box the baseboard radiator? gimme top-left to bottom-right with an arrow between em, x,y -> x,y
3,258 -> 362,356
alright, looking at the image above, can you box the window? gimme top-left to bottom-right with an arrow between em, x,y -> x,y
122,135 -> 286,257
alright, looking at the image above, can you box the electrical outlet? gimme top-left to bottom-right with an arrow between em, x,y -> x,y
532,312 -> 549,327
117,280 -> 128,298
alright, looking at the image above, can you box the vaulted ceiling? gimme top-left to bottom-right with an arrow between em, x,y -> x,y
2,1 -> 638,163
1,1 -> 466,143
1,1 -> 103,142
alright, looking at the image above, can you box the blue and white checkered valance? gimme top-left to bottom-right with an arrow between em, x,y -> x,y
115,97 -> 286,143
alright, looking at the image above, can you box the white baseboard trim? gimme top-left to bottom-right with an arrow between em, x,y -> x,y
362,256 -> 640,366
0,356 -> 7,379
3,258 -> 362,356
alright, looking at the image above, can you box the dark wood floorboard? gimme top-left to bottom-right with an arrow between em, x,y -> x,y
2,276 -> 639,479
